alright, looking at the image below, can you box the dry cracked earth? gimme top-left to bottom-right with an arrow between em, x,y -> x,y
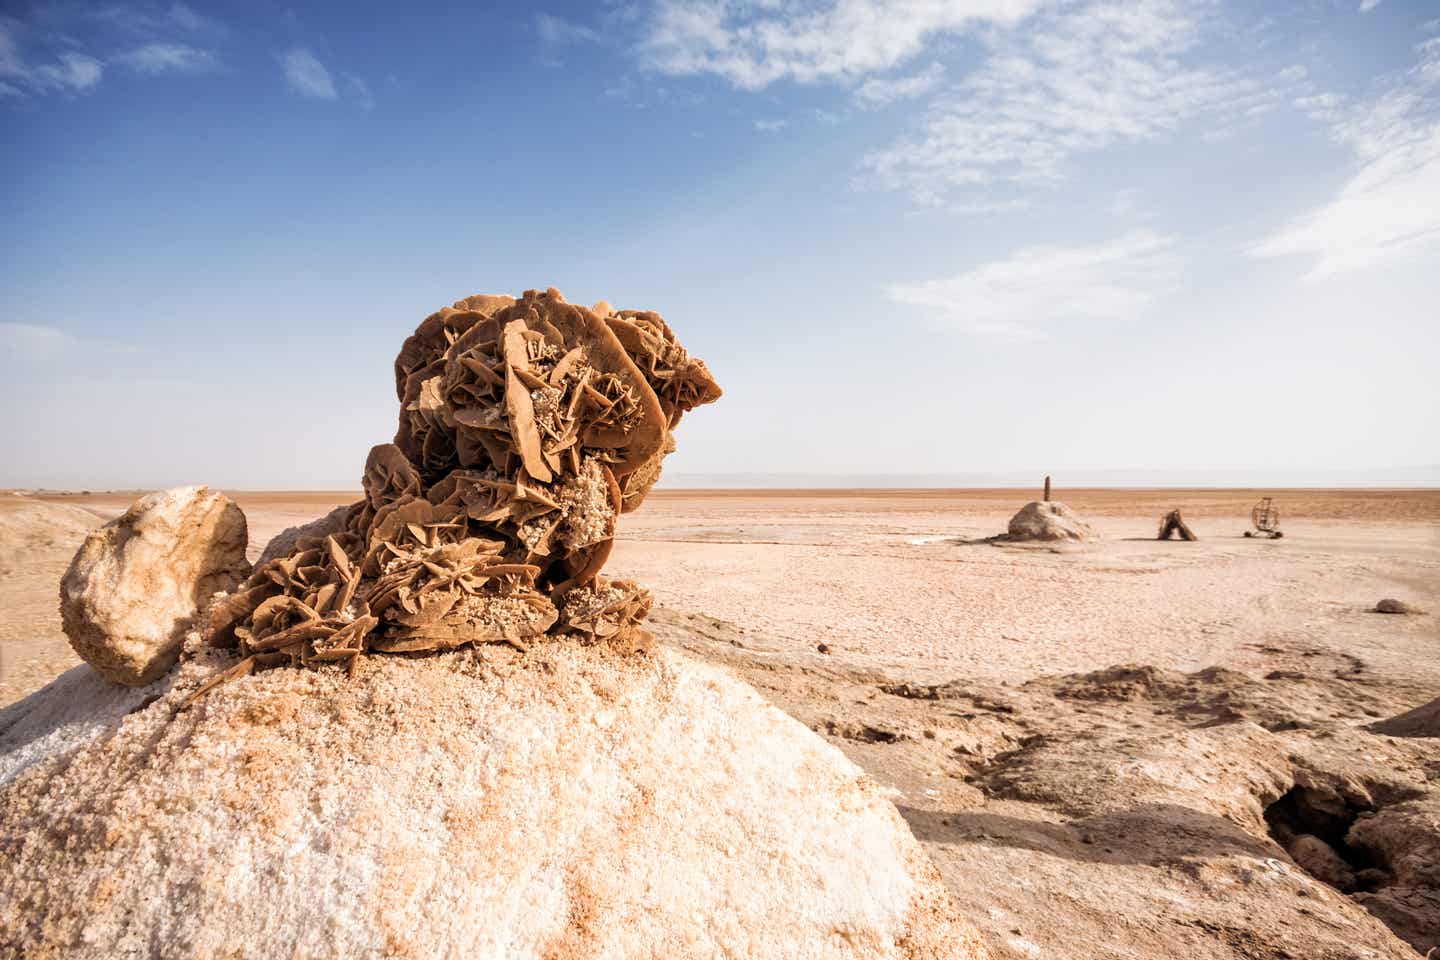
653,607 -> 1438,959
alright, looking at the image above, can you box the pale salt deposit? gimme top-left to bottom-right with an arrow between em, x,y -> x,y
0,642 -> 984,959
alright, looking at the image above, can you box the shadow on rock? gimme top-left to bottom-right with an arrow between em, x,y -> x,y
898,802 -> 1283,869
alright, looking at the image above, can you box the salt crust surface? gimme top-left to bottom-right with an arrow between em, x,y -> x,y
0,665 -> 167,788
0,645 -> 982,959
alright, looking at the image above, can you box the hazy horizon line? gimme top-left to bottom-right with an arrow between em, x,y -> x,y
659,465 -> 1440,488
6,465 -> 1439,495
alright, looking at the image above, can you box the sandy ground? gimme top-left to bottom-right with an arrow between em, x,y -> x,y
5,485 -> 1437,733
21,486 -> 1434,686
2,486 -> 1437,958
609,489 -> 1440,691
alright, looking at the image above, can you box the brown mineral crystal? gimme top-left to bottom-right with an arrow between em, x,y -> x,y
189,287 -> 720,699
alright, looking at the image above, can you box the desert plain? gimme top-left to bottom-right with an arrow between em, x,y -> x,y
2,485 -> 1437,959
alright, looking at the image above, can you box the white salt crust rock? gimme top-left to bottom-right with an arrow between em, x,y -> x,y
59,486 -> 250,685
1005,501 -> 1098,543
0,645 -> 987,960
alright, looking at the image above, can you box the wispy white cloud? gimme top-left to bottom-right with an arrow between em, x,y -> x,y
860,0 -> 1275,204
602,72 -> 708,108
943,196 -> 1034,216
2,23 -> 28,75
639,0 -> 1040,91
1294,92 -> 1343,114
1,4 -> 223,98
279,48 -> 372,107
0,322 -> 157,364
753,117 -> 787,132
115,41 -> 214,75
887,230 -> 1178,338
81,1 -> 219,36
28,51 -> 103,93
1110,187 -> 1141,217
854,61 -> 944,108
282,47 -> 337,100
537,12 -> 603,46
1360,0 -> 1384,12
346,74 -> 374,110
0,21 -> 104,96
0,322 -> 77,354
168,2 -> 209,32
537,12 -> 605,65
1253,37 -> 1440,279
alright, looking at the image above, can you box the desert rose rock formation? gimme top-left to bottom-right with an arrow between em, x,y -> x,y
1004,500 -> 1098,543
59,485 -> 249,685
194,288 -> 721,686
4,288 -> 987,958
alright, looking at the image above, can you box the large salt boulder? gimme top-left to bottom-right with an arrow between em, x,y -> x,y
1004,501 -> 1098,543
59,486 -> 250,685
0,645 -> 987,959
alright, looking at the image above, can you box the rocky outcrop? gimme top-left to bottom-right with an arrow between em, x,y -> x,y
1004,500 -> 1098,543
0,644 -> 987,959
1375,598 -> 1422,615
59,486 -> 249,685
654,612 -> 1437,960
1349,797 -> 1440,955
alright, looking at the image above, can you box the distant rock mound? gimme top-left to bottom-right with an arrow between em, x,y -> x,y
1004,501 -> 1098,543
0,645 -> 986,959
59,486 -> 249,685
1374,598 -> 1422,615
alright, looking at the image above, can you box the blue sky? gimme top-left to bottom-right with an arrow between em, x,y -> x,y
2,0 -> 1437,489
